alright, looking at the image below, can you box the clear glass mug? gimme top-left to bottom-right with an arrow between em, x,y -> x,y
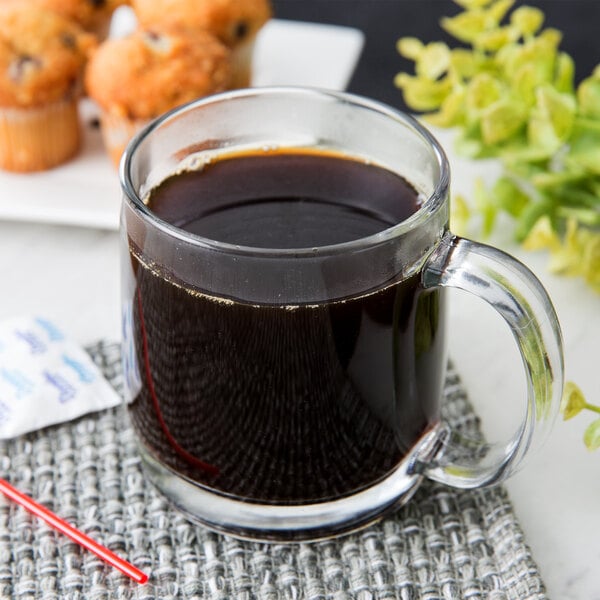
120,87 -> 564,541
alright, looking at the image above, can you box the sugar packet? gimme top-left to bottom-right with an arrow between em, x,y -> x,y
0,316 -> 121,438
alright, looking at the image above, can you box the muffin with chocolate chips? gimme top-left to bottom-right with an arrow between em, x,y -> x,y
0,4 -> 96,172
31,0 -> 130,39
29,0 -> 129,106
131,0 -> 271,87
85,28 -> 231,166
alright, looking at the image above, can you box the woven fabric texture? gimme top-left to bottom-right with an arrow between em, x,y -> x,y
0,341 -> 546,600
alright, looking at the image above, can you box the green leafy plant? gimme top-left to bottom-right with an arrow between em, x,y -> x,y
395,0 -> 600,292
395,0 -> 598,448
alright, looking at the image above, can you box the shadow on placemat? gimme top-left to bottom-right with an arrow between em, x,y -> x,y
0,341 -> 546,600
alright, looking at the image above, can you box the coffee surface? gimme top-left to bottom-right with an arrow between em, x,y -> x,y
146,150 -> 421,247
127,150 -> 445,504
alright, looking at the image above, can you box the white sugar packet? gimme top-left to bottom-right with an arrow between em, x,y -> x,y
0,316 -> 121,438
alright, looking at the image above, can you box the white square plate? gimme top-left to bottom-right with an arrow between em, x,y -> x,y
0,15 -> 364,230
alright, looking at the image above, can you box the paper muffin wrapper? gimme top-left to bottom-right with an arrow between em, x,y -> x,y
230,36 -> 257,88
99,112 -> 149,168
89,15 -> 113,41
0,98 -> 81,172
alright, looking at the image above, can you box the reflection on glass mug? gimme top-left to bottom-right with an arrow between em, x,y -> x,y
119,87 -> 564,541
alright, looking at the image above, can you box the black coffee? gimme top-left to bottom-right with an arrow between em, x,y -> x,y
127,150 -> 445,504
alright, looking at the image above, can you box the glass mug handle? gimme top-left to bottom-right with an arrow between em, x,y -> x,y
419,232 -> 564,488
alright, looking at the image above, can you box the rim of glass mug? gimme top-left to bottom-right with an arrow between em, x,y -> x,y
120,86 -> 450,258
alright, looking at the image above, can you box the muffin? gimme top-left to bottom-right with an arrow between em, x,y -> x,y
85,28 -> 231,166
0,4 -> 97,172
131,0 -> 271,87
31,0 -> 131,39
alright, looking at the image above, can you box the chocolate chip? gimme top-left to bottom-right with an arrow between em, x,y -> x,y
142,30 -> 171,53
87,0 -> 107,7
144,31 -> 160,42
61,32 -> 76,49
233,21 -> 249,40
8,55 -> 42,82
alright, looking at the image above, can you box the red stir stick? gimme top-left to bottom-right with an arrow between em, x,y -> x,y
0,478 -> 149,584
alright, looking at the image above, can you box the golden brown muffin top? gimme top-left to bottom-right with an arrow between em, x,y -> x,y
85,28 -> 231,119
131,0 -> 271,47
31,0 -> 130,31
0,4 -> 97,107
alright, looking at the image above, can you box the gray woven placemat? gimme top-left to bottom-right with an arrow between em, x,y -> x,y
0,341 -> 546,600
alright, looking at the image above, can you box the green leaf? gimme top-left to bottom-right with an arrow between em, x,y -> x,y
530,170 -> 587,189
488,0 -> 516,23
577,76 -> 600,119
397,37 -> 424,60
557,206 -> 600,227
521,215 -> 561,251
473,178 -> 498,236
535,85 -> 577,141
466,73 -> 503,111
475,25 -> 519,51
500,142 -> 556,164
441,11 -> 489,44
555,181 -> 600,207
425,88 -> 467,127
416,42 -> 451,80
526,86 -> 576,156
454,122 -> 500,158
560,381 -> 587,420
567,121 -> 600,175
490,176 -> 530,216
454,0 -> 494,8
450,193 -> 472,236
394,73 -> 452,111
454,132 -> 486,158
514,196 -> 556,241
480,99 -> 527,145
510,5 -> 544,37
554,52 -> 575,94
512,63 -> 540,105
498,30 -> 561,86
545,222 -> 600,290
449,48 -> 481,80
583,418 -> 600,451
580,229 -> 600,288
537,27 -> 563,50
527,113 -> 562,155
